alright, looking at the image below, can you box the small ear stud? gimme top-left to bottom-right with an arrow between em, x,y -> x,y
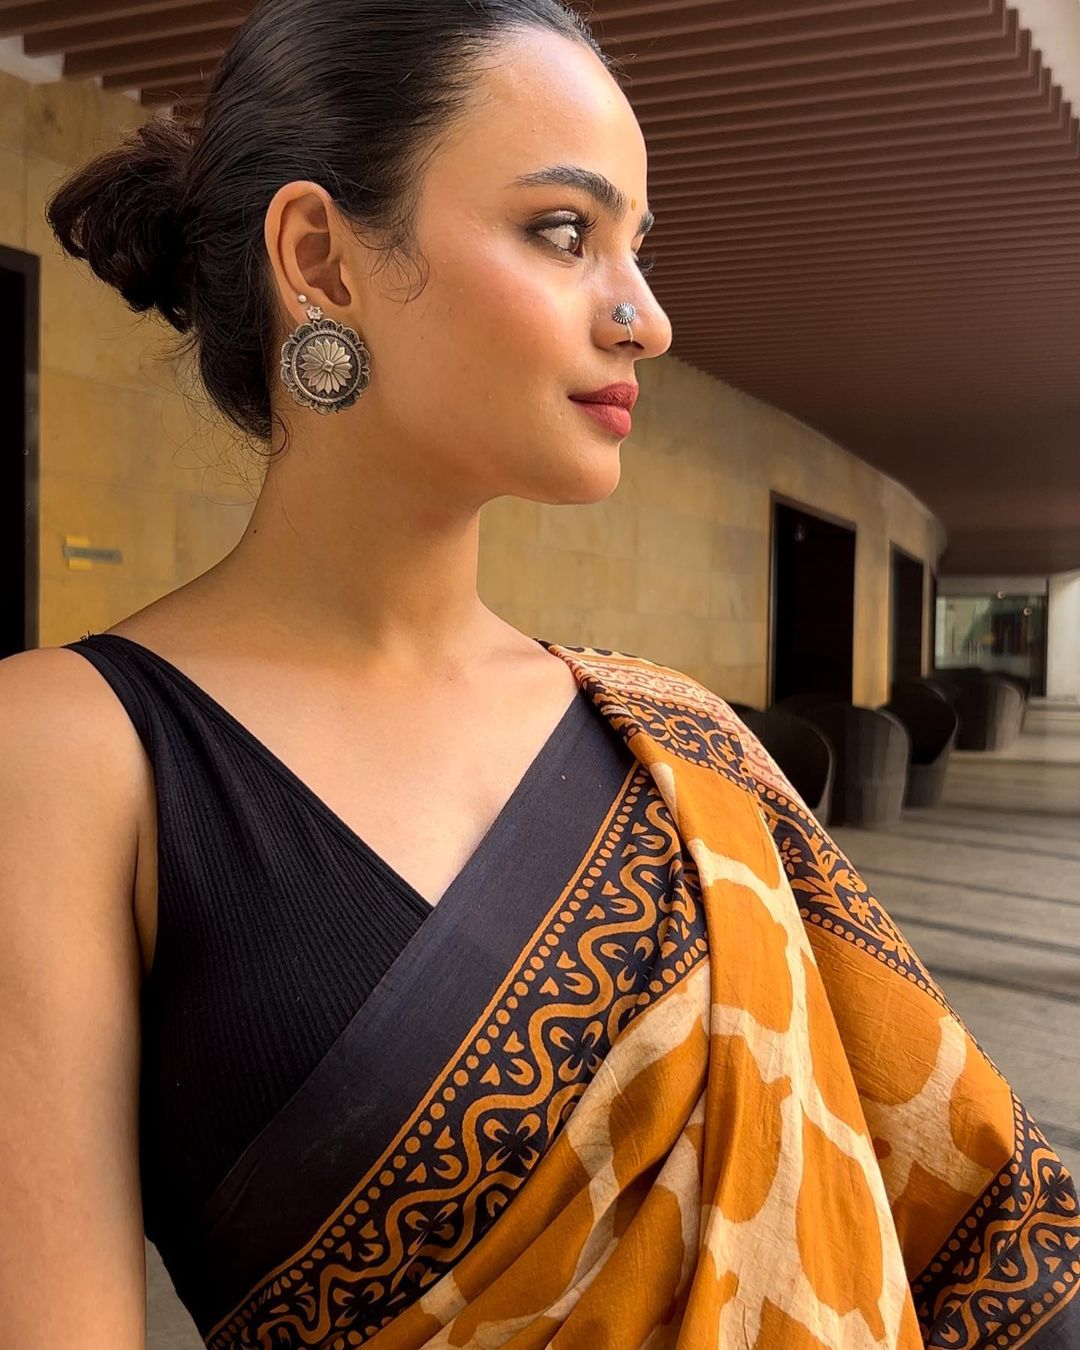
297,293 -> 308,304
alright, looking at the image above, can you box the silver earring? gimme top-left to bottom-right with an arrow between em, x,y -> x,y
612,301 -> 636,342
280,297 -> 371,414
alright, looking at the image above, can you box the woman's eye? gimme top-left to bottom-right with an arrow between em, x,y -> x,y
533,216 -> 658,278
536,219 -> 587,256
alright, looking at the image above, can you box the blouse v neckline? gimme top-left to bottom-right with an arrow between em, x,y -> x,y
81,632 -> 587,915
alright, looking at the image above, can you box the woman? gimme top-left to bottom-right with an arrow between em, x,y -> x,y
1,0 -> 1075,1345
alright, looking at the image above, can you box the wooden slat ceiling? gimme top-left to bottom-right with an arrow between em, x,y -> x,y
5,0 -> 1079,575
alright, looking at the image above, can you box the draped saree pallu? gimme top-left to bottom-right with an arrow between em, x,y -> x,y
182,643 -> 1080,1350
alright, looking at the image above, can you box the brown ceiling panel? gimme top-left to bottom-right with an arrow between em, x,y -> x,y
0,2 -> 210,39
6,0 -> 1079,573
62,25 -> 244,79
23,3 -> 250,57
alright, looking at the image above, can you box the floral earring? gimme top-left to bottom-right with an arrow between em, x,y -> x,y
279,293 -> 371,414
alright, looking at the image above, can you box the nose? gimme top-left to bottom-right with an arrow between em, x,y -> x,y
609,290 -> 673,359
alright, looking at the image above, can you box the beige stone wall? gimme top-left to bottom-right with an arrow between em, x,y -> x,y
0,71 -> 251,649
3,70 -> 943,707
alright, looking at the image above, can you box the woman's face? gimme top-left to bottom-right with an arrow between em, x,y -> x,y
320,27 -> 673,508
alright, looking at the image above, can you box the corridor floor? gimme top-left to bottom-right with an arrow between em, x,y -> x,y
144,701 -> 1080,1345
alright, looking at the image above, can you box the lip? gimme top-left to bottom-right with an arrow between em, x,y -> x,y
570,399 -> 632,437
568,382 -> 639,410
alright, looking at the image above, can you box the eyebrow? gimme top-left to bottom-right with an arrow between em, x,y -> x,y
510,164 -> 655,237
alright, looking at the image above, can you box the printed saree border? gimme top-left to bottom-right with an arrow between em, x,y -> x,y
201,743 -> 708,1345
197,648 -> 723,1344
186,685 -> 623,1331
910,1095 -> 1080,1349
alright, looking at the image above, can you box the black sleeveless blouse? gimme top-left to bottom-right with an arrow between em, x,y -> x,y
62,632 -> 634,1265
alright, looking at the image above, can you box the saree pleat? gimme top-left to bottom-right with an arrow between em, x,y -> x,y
192,642 -> 1078,1349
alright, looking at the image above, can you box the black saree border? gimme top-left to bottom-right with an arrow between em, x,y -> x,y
184,682 -> 641,1336
196,751 -> 710,1349
188,649 -> 718,1348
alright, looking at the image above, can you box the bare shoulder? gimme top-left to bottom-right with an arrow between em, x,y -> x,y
0,643 -> 151,800
1,639 -> 121,708
0,646 -> 149,1344
0,644 -> 154,934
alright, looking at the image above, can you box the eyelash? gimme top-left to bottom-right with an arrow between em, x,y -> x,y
532,210 -> 658,278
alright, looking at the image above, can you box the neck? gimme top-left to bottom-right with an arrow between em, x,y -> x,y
199,443 -> 506,674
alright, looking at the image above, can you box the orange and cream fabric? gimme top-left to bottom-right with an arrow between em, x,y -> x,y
160,642 -> 1078,1348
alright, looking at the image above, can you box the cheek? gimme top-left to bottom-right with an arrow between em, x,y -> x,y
374,233 -> 578,440
475,273 -> 566,379
443,231 -> 568,364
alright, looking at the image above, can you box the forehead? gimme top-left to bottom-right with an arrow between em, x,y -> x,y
434,27 -> 648,197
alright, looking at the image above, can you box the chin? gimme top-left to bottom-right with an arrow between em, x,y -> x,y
554,449 -> 623,506
508,420 -> 625,506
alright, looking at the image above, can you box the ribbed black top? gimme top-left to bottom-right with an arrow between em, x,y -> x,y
62,632 -> 591,1253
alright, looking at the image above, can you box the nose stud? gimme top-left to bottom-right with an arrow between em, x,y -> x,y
612,301 -> 636,340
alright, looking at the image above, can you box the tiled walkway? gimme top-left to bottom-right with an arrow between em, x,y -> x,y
145,702 -> 1080,1345
833,701 -> 1080,1180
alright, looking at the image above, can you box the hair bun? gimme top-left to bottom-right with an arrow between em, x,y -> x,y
46,116 -> 197,333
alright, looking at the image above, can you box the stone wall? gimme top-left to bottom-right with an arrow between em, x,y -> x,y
0,70 -> 250,648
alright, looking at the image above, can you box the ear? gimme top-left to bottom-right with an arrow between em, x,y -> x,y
264,180 -> 353,325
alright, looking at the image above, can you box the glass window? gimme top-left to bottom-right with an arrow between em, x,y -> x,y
934,593 -> 1047,695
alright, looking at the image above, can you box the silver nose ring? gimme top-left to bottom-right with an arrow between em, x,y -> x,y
612,301 -> 636,341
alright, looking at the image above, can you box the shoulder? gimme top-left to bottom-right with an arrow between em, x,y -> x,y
575,643 -> 795,794
0,644 -> 152,839
567,642 -> 748,727
563,641 -> 768,768
0,643 -> 139,745
0,647 -> 149,1342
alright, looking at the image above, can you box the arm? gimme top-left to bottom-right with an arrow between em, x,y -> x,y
0,648 -> 148,1348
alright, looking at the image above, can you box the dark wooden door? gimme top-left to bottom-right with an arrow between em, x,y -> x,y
771,501 -> 856,704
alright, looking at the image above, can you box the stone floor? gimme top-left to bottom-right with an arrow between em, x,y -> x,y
144,700 -> 1080,1344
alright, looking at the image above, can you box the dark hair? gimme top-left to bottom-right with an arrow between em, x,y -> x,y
45,0 -> 622,451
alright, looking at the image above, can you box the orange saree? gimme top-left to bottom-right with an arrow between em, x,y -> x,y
194,643 -> 1078,1349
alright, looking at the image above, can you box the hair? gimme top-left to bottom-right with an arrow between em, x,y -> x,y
46,0 -> 623,452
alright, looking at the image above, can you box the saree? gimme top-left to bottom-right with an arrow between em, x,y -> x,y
175,641 -> 1079,1348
